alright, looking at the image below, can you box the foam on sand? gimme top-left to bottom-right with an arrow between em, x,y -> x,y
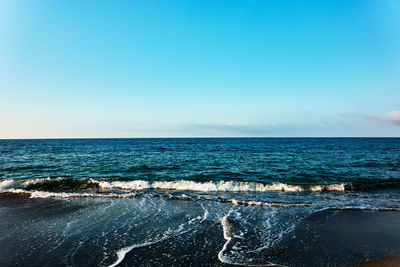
107,208 -> 208,267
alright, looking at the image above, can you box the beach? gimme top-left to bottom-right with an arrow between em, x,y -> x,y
1,192 -> 400,266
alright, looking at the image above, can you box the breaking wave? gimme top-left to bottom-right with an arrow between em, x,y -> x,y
3,177 -> 400,197
1,178 -> 347,193
0,179 -> 15,192
98,179 -> 346,192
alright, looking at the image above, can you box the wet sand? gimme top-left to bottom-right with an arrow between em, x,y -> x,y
121,209 -> 400,266
1,194 -> 400,266
121,220 -> 228,267
0,194 -> 86,267
270,209 -> 400,266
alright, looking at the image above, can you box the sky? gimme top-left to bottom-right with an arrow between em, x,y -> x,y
1,0 -> 400,138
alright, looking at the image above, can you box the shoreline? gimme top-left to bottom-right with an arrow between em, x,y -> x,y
1,194 -> 400,266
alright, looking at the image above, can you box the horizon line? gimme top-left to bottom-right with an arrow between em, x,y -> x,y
1,136 -> 399,140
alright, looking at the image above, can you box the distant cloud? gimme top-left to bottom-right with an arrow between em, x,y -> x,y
369,110 -> 400,125
181,123 -> 294,136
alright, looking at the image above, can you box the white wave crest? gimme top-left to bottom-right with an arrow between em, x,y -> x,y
309,183 -> 345,192
98,180 -> 345,193
0,180 -> 15,192
0,178 -> 346,195
21,177 -> 53,187
98,180 -> 305,192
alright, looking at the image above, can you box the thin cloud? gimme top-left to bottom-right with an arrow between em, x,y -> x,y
182,123 -> 294,136
369,110 -> 400,125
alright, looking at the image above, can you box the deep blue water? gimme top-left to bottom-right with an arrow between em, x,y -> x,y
1,138 -> 400,266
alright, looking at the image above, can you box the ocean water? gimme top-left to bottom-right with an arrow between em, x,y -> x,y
1,138 -> 400,266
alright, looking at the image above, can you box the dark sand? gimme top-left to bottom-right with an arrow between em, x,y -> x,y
121,220 -> 228,267
0,194 -> 85,267
121,209 -> 400,266
1,194 -> 400,266
270,209 -> 400,266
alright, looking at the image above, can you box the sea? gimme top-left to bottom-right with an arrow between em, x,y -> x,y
1,138 -> 400,266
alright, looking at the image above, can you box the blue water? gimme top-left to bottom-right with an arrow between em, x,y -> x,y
1,138 -> 400,266
1,138 -> 399,188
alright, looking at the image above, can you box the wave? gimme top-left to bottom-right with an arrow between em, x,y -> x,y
3,177 -> 400,196
2,178 -> 346,193
0,189 -> 309,209
4,188 -> 138,199
2,181 -> 400,212
97,180 -> 346,193
0,179 -> 15,192
24,177 -> 100,190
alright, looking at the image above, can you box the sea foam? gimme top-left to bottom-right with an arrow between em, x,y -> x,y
98,180 -> 345,193
0,180 -> 15,192
0,178 -> 346,194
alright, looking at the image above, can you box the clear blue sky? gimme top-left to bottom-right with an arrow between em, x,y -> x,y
1,0 -> 399,138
